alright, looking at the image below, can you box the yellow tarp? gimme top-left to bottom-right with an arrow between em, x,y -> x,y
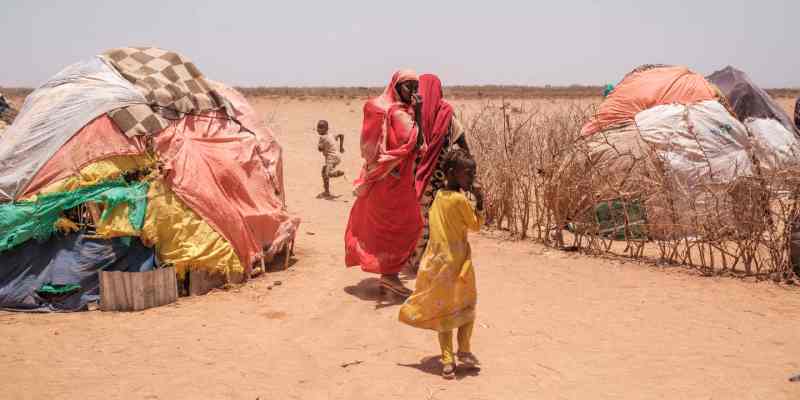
28,155 -> 156,199
97,179 -> 243,278
26,154 -> 242,279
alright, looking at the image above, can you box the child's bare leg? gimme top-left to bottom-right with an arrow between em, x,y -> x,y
321,166 -> 331,195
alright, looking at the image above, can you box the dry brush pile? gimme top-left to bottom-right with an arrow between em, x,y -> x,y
465,101 -> 800,281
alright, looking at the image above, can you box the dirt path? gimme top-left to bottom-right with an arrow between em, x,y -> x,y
1,98 -> 800,400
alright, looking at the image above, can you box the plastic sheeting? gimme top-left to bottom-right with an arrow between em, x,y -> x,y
707,66 -> 798,135
0,56 -> 147,202
210,82 -> 287,205
634,100 -> 754,188
97,179 -> 243,278
27,156 -> 155,201
154,111 -> 299,270
746,117 -> 800,171
21,115 -> 148,198
582,66 -> 718,135
0,232 -> 155,312
0,180 -> 149,253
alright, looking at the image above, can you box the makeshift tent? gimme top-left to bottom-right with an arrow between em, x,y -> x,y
582,65 -> 719,136
707,66 -> 800,169
563,65 -> 793,239
0,47 -> 299,310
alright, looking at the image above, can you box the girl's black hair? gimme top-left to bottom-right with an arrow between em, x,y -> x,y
443,148 -> 475,174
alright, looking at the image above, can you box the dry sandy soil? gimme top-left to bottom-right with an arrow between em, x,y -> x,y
1,96 -> 800,400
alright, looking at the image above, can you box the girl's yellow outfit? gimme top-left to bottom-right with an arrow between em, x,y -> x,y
399,190 -> 483,364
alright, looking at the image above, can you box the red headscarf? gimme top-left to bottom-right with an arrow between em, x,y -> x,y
354,69 -> 420,196
414,74 -> 454,200
345,70 -> 424,274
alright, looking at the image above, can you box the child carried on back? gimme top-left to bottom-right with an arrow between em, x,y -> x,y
399,148 -> 484,380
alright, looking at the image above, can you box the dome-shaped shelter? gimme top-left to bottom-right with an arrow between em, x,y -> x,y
0,47 -> 300,311
555,65 -> 770,240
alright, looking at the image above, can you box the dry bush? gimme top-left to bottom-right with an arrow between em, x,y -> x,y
234,86 -> 605,100
467,101 -> 800,281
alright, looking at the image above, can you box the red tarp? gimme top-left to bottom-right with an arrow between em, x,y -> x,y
154,110 -> 299,271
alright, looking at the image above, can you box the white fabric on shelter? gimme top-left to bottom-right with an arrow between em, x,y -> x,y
634,100 -> 754,189
745,117 -> 800,171
0,57 -> 146,202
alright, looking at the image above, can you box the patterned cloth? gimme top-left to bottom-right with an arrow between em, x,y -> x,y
102,47 -> 232,137
407,117 -> 464,270
399,190 -> 483,332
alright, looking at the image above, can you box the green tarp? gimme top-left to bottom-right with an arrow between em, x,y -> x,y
0,180 -> 149,253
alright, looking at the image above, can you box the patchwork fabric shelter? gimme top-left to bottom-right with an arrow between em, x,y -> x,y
0,47 -> 299,310
564,64 -> 794,240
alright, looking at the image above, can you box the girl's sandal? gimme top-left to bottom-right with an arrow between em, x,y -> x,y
442,363 -> 456,380
456,352 -> 481,369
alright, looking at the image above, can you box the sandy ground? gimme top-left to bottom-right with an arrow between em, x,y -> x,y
1,97 -> 800,399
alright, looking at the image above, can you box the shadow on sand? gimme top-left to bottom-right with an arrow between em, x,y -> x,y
397,355 -> 481,380
343,278 -> 407,309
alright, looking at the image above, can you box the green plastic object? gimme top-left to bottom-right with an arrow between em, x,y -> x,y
37,283 -> 81,296
602,84 -> 615,98
0,180 -> 149,253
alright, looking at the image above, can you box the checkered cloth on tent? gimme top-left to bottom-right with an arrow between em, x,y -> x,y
102,47 -> 233,137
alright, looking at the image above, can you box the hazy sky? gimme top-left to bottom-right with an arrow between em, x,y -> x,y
2,1 -> 798,88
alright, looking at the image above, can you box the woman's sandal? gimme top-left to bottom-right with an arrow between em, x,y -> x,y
379,278 -> 412,298
442,363 -> 456,380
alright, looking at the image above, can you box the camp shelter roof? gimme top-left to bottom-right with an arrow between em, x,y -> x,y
706,66 -> 798,135
21,115 -> 147,198
2,46 -> 299,275
0,57 -> 146,202
582,65 -> 718,136
153,109 -> 299,270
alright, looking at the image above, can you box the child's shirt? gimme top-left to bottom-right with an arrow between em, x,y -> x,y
398,190 -> 483,332
318,134 -> 339,162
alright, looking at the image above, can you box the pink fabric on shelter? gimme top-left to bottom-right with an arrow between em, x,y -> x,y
210,82 -> 287,205
21,115 -> 146,198
154,110 -> 299,272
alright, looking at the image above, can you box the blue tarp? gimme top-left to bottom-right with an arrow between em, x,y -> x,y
0,232 -> 156,312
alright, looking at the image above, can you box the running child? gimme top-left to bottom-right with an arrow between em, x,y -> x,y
316,120 -> 345,198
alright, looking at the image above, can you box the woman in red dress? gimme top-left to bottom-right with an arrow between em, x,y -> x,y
345,69 -> 425,297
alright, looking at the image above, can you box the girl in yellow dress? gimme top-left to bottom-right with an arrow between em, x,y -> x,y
399,148 -> 484,379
